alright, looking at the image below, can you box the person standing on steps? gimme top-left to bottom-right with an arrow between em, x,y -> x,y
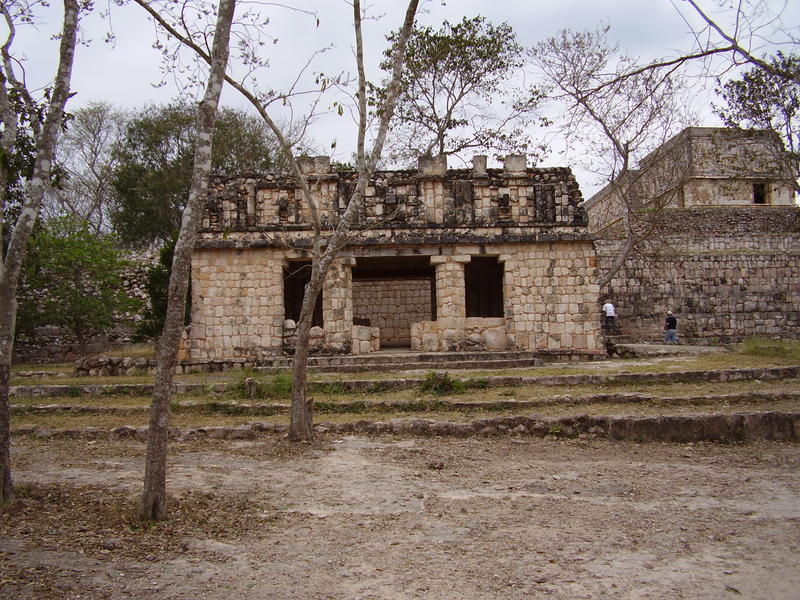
601,300 -> 618,334
664,310 -> 678,344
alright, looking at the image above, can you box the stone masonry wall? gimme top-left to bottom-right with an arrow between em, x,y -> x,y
191,156 -> 600,359
189,248 -> 286,360
683,178 -> 795,207
203,160 -> 585,234
596,207 -> 800,342
501,241 -> 601,352
352,278 -> 432,345
409,242 -> 602,353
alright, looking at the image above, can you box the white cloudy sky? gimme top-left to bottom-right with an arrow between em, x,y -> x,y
10,0 -> 800,194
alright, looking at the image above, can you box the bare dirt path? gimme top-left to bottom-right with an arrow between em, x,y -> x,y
3,435 -> 800,599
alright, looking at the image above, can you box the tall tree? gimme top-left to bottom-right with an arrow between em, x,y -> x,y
138,0 -> 236,521
17,217 -> 141,349
715,52 -> 800,180
376,15 -> 541,165
136,0 -> 421,441
532,27 -> 694,289
0,94 -> 42,243
44,102 -> 125,234
112,103 -> 291,247
0,0 -> 82,504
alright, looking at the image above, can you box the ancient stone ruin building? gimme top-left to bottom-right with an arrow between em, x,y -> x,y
586,127 -> 800,342
187,155 -> 603,361
586,127 -> 796,234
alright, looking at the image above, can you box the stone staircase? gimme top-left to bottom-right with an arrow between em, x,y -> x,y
255,348 -> 605,374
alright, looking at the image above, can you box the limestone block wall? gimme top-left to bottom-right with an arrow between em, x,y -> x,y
431,256 -> 468,351
412,317 -> 508,352
585,127 -> 797,234
189,248 -> 285,359
352,278 -> 432,345
596,207 -> 800,342
351,325 -> 380,354
585,183 -> 626,233
204,159 -> 585,233
500,241 -> 601,352
411,243 -> 602,354
688,128 -> 790,179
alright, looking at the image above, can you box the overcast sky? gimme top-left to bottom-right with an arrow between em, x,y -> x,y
10,0 -> 800,195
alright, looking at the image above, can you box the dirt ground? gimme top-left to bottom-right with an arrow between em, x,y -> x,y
2,434 -> 799,600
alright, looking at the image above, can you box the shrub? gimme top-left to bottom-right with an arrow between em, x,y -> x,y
419,371 -> 465,395
235,370 -> 293,400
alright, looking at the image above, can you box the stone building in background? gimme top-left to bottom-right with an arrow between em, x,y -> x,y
586,127 -> 796,234
585,127 -> 800,342
187,155 -> 603,361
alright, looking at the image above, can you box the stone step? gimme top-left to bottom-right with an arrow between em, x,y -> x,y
263,349 -> 603,372
256,357 -> 545,374
13,411 -> 800,443
10,365 -> 800,398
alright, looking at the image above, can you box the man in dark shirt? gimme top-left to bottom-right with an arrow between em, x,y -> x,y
664,311 -> 678,344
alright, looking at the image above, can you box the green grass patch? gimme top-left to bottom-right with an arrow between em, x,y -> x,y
419,371 -> 466,395
233,370 -> 293,400
738,336 -> 800,361
314,380 -> 350,395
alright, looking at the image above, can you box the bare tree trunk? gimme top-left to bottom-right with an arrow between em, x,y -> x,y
137,0 -> 420,442
285,0 -> 420,441
0,0 -> 80,504
139,0 -> 236,521
287,275 -> 320,441
0,288 -> 16,503
597,205 -> 636,290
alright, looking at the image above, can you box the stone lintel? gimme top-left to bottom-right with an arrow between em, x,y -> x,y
429,255 -> 450,265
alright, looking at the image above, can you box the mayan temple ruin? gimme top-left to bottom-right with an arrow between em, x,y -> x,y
586,127 -> 799,342
187,154 -> 603,362
181,126 -> 799,366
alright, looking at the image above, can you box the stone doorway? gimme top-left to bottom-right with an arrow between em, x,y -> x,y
351,256 -> 436,348
283,261 -> 323,327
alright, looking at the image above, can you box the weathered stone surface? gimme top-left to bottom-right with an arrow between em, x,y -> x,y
189,160 -> 595,362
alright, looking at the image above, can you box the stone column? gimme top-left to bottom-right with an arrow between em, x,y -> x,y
430,255 -> 470,351
498,253 -> 517,349
323,257 -> 354,353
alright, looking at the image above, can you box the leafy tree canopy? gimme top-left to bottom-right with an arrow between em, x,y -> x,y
715,52 -> 800,178
133,237 -> 190,341
375,16 -> 544,165
111,103 -> 289,247
17,217 -> 142,347
1,91 -> 67,252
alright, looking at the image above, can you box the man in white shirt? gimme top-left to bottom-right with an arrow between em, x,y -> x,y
602,300 -> 617,334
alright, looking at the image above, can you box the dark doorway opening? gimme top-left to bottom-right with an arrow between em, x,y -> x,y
465,256 -> 504,318
352,256 -> 436,347
283,261 -> 323,327
753,182 -> 767,205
